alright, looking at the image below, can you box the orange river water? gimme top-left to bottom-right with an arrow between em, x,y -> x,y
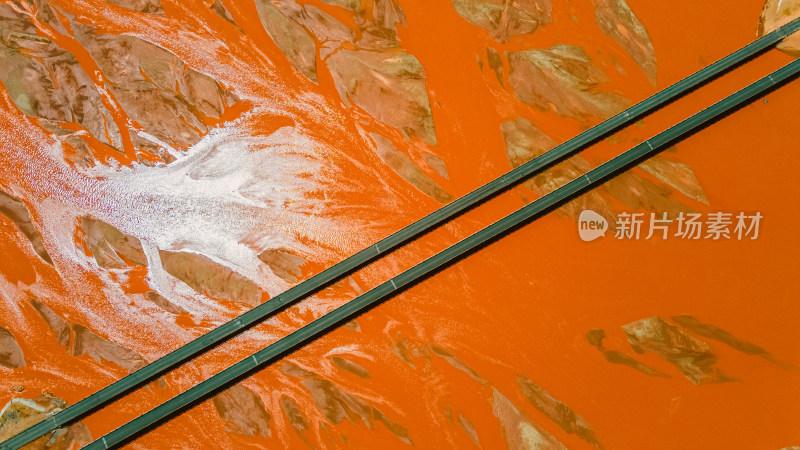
0,0 -> 799,448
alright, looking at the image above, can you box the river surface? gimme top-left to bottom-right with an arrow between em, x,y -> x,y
0,0 -> 799,448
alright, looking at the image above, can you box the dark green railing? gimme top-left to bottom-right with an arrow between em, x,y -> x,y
3,16 -> 800,450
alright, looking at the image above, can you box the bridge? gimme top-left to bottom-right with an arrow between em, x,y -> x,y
3,15 -> 800,450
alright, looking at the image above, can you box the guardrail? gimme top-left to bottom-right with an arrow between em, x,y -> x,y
3,15 -> 800,450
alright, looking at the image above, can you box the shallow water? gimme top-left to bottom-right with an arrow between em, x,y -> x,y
0,0 -> 799,448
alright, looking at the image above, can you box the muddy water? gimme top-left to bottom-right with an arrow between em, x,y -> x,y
0,0 -> 799,448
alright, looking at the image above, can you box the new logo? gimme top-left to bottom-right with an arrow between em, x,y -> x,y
578,210 -> 608,242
